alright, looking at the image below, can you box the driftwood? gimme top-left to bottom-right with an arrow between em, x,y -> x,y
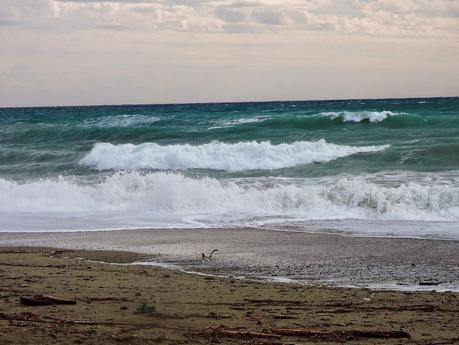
272,314 -> 297,320
207,326 -> 410,341
271,328 -> 411,340
212,326 -> 281,339
245,298 -> 302,305
0,312 -> 120,326
20,295 -> 77,306
324,304 -> 443,313
349,330 -> 411,339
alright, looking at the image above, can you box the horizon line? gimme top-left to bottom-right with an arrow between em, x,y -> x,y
1,95 -> 458,110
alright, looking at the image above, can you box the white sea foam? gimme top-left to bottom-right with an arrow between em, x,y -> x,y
209,116 -> 268,129
318,111 -> 401,123
80,140 -> 389,172
80,114 -> 160,128
0,172 -> 458,235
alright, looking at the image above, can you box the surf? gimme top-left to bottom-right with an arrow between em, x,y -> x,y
80,140 -> 390,172
0,172 -> 458,231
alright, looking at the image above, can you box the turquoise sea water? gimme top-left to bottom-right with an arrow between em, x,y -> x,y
1,97 -> 458,237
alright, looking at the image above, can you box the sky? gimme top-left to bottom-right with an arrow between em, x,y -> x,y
0,0 -> 458,107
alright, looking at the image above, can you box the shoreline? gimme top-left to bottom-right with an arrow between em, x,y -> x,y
0,246 -> 458,344
1,223 -> 459,241
1,228 -> 458,292
2,218 -> 458,241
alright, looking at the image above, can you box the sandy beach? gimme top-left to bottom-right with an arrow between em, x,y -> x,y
1,229 -> 458,290
0,229 -> 458,344
0,245 -> 458,345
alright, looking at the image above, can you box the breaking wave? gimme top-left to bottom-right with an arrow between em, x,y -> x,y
0,172 -> 458,232
80,140 -> 389,172
317,111 -> 402,123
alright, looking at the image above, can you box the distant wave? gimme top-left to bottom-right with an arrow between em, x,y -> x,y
80,140 -> 389,172
80,114 -> 160,128
209,116 -> 268,129
317,111 -> 402,123
209,111 -> 406,130
1,172 -> 458,225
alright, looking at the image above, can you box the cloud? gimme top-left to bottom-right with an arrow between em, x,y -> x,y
215,8 -> 247,23
251,8 -> 289,26
0,0 -> 457,108
0,0 -> 457,38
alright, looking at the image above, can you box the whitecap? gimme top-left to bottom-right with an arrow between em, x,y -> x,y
317,111 -> 402,123
79,140 -> 389,172
80,114 -> 160,128
0,172 -> 458,233
209,116 -> 268,129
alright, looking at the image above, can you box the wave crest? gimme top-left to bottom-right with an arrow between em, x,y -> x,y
209,116 -> 268,129
80,114 -> 160,128
318,111 -> 401,123
80,140 -> 389,172
0,172 -> 458,229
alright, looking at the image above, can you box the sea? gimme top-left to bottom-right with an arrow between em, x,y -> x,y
1,97 -> 458,239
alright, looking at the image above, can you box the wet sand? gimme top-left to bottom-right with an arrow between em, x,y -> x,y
0,247 -> 458,345
1,228 -> 458,289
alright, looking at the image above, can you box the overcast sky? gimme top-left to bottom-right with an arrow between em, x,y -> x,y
0,0 -> 458,107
